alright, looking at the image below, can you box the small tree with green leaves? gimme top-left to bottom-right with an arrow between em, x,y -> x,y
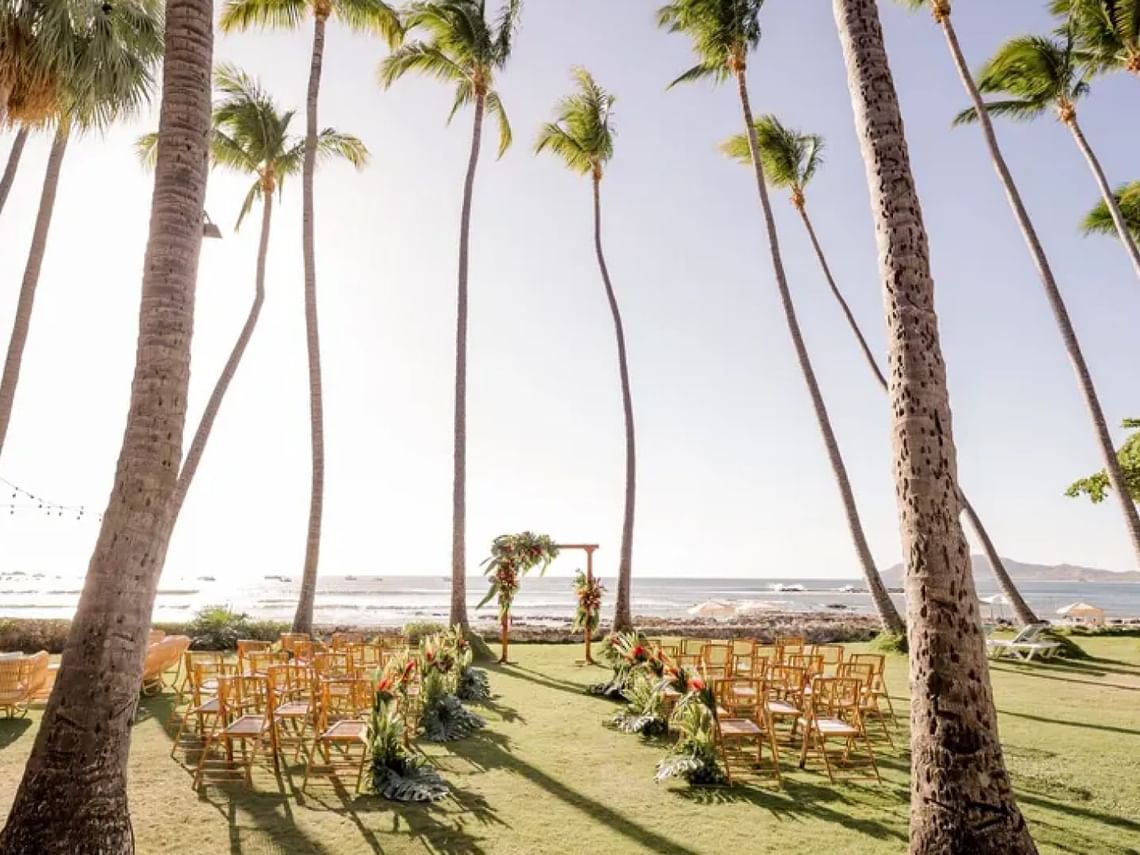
1068,420 -> 1140,504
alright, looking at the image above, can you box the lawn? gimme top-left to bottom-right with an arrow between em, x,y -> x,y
2,638 -> 1139,854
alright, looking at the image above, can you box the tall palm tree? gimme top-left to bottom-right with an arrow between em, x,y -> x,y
901,0 -> 1140,569
1052,0 -> 1140,77
657,0 -> 904,634
0,0 -> 164,463
832,2 -> 1035,851
535,68 -> 637,632
0,126 -> 28,214
139,65 -> 368,529
220,0 -> 401,635
955,29 -> 1140,287
379,0 -> 520,630
0,0 -> 213,849
1082,179 -> 1140,241
722,116 -> 1039,626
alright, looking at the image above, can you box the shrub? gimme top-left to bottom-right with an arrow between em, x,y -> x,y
182,605 -> 286,650
404,621 -> 446,645
869,630 -> 908,655
0,618 -> 71,653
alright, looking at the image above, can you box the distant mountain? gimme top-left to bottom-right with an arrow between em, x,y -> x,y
882,555 -> 1140,585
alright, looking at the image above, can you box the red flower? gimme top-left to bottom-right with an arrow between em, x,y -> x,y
689,677 -> 705,691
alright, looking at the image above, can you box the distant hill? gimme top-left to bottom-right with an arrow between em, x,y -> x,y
882,555 -> 1140,585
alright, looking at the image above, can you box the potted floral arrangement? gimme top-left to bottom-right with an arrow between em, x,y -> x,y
418,630 -> 486,742
368,679 -> 449,801
655,670 -> 725,786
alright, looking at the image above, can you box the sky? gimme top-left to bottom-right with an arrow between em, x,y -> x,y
0,1 -> 1137,584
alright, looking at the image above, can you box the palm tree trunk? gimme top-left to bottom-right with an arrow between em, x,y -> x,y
734,65 -> 904,635
449,90 -> 486,630
834,2 -> 1035,851
593,174 -> 636,632
0,0 -> 212,848
293,13 -> 328,635
940,14 -> 1140,568
799,203 -> 1037,624
0,126 -> 29,215
0,122 -> 68,462
170,191 -> 272,526
1066,114 -> 1140,284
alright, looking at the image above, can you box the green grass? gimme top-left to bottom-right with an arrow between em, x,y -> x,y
2,638 -> 1140,854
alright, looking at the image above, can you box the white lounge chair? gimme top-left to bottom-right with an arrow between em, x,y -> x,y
985,623 -> 1060,662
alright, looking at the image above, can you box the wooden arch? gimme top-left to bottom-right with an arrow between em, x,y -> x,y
557,543 -> 600,665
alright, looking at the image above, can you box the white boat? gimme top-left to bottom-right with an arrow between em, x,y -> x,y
769,583 -> 805,593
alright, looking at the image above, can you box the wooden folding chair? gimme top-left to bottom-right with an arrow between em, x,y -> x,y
701,641 -> 734,679
809,643 -> 845,675
849,653 -> 894,717
247,650 -> 290,677
838,662 -> 893,746
330,632 -> 365,651
797,676 -> 880,783
766,664 -> 807,742
167,651 -> 224,731
786,653 -> 825,679
775,636 -> 805,663
236,639 -> 272,674
268,663 -> 318,764
713,676 -> 782,787
193,675 -> 276,788
302,677 -> 374,793
171,655 -> 229,757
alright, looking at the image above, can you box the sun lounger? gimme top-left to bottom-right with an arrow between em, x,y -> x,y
142,635 -> 191,695
985,623 -> 1061,661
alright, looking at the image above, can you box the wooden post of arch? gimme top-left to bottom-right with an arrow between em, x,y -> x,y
558,543 -> 600,665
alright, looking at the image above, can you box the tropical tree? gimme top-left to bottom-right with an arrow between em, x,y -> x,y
722,116 -> 1038,625
955,28 -> 1140,286
379,0 -> 520,629
0,0 -> 213,849
0,126 -> 28,214
832,1 -> 1035,851
657,0 -> 904,634
1052,0 -> 1140,77
139,64 -> 368,529
1068,419 -> 1140,504
535,68 -> 637,632
1082,179 -> 1140,241
900,0 -> 1140,569
220,0 -> 400,634
0,0 -> 164,463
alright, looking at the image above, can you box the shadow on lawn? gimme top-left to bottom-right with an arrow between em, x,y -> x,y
491,664 -> 590,698
999,707 -> 1140,738
1018,790 -> 1140,836
0,718 -> 32,751
447,737 -> 700,855
989,663 -> 1140,693
673,779 -> 908,843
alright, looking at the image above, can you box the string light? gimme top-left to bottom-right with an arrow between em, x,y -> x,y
0,476 -> 95,521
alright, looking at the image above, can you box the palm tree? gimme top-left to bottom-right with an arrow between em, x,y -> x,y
220,0 -> 401,635
0,126 -> 28,214
722,116 -> 1039,626
955,29 -> 1140,287
0,0 -> 213,849
0,0 -> 164,463
139,65 -> 368,529
1082,179 -> 1140,241
901,1 -> 1140,569
657,0 -> 904,634
832,2 -> 1035,851
1052,0 -> 1140,77
379,0 -> 520,630
535,68 -> 637,632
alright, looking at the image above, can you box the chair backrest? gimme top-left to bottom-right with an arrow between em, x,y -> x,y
247,650 -> 290,675
280,633 -> 311,654
147,629 -> 166,646
313,651 -> 351,677
0,658 -> 29,696
837,662 -> 874,696
771,664 -> 808,698
810,644 -> 845,671
330,632 -> 365,650
189,655 -> 228,703
713,676 -> 764,719
267,662 -> 314,701
236,639 -> 272,669
786,653 -> 824,677
775,637 -> 805,662
380,635 -> 408,651
1013,623 -> 1047,643
810,676 -> 863,724
680,637 -> 706,656
731,639 -> 755,657
701,641 -> 733,676
347,643 -> 384,673
849,653 -> 885,679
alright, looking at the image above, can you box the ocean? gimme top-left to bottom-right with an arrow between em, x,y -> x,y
3,572 -> 1140,626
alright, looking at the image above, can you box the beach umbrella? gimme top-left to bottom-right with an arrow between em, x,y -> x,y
1056,602 -> 1105,625
687,599 -> 736,618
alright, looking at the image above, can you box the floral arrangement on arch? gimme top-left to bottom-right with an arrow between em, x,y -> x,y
479,532 -> 560,662
571,570 -> 605,635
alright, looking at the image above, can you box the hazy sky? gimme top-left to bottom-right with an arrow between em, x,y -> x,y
0,1 -> 1137,583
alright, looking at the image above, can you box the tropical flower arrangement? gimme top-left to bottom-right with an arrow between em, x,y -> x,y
587,630 -> 647,699
610,668 -> 668,737
571,570 -> 605,634
368,683 -> 449,802
418,629 -> 486,742
654,668 -> 725,786
479,532 -> 560,663
441,622 -> 491,702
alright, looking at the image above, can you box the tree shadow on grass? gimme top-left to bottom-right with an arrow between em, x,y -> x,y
989,664 -> 1140,692
998,707 -> 1140,737
447,738 -> 700,855
489,665 -> 590,698
673,779 -> 907,843
1018,790 -> 1140,836
473,695 -> 526,726
0,717 -> 31,751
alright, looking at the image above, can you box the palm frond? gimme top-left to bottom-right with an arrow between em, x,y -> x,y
234,179 -> 263,232
219,0 -> 310,32
484,88 -> 511,157
135,130 -> 159,168
657,0 -> 763,87
447,78 -> 475,123
666,61 -> 726,89
334,0 -> 403,46
1080,179 -> 1140,240
534,67 -> 614,176
952,98 -> 1049,126
720,114 -> 824,192
378,41 -> 467,88
315,128 -> 370,167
